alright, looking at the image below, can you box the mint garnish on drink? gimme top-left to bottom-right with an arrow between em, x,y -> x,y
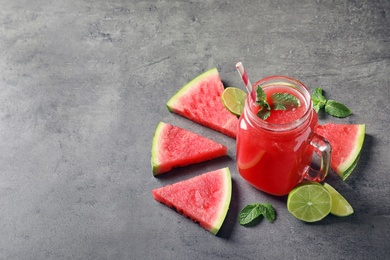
256,86 -> 300,120
271,93 -> 301,110
312,88 -> 352,118
238,203 -> 276,225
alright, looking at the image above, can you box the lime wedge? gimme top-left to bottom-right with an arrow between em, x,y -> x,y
221,87 -> 246,116
323,182 -> 354,217
287,182 -> 332,222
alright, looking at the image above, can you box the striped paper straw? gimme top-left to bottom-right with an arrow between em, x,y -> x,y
235,62 -> 256,101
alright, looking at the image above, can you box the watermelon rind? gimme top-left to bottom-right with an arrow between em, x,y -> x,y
151,122 -> 164,175
210,167 -> 232,235
337,124 -> 365,180
152,167 -> 232,235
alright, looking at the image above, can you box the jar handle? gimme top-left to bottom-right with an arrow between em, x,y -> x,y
305,133 -> 332,182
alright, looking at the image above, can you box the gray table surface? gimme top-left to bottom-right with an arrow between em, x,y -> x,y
1,0 -> 389,259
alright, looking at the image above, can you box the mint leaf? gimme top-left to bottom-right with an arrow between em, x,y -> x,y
262,203 -> 276,223
256,86 -> 270,110
271,93 -> 300,110
311,87 -> 352,117
257,108 -> 271,120
238,203 -> 276,225
311,88 -> 327,113
324,100 -> 352,118
255,86 -> 271,120
272,103 -> 287,110
255,86 -> 301,120
313,103 -> 322,113
238,204 -> 264,225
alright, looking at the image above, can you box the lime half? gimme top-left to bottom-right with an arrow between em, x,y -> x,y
221,87 -> 246,116
287,182 -> 332,222
323,182 -> 354,217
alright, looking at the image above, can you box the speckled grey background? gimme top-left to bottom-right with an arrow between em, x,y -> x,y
1,0 -> 389,259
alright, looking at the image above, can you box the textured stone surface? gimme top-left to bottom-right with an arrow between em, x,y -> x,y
0,0 -> 389,259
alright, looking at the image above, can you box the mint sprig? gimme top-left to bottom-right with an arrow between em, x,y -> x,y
312,88 -> 327,112
324,100 -> 352,118
256,86 -> 300,120
312,87 -> 352,118
271,93 -> 300,110
238,203 -> 276,225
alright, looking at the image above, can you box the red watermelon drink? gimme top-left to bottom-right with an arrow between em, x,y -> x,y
236,76 -> 331,196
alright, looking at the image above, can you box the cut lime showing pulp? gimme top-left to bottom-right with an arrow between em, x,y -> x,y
287,182 -> 332,222
221,87 -> 246,116
323,182 -> 354,217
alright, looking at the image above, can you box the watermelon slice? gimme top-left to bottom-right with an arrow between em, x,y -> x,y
315,123 -> 365,180
152,167 -> 232,235
151,122 -> 227,175
166,68 -> 239,138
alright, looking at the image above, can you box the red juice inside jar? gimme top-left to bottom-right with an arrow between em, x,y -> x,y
236,77 -> 320,196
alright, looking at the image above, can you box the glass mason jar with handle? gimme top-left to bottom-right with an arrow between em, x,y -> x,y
236,76 -> 331,196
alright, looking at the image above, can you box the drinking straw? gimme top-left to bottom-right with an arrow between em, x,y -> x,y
235,62 -> 256,101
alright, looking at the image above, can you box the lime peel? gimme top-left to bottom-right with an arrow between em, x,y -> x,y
221,87 -> 246,116
323,182 -> 354,217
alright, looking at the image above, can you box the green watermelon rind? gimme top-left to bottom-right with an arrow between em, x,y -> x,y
151,122 -> 165,175
209,167 -> 232,235
336,124 -> 365,180
166,68 -> 218,112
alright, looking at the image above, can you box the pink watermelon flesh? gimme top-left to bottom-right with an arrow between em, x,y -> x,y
315,123 -> 365,180
152,167 -> 232,235
166,68 -> 239,138
151,122 -> 227,175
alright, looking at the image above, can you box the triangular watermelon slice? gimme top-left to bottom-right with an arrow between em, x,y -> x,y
315,123 -> 365,180
152,167 -> 232,235
151,122 -> 227,175
166,68 -> 239,138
